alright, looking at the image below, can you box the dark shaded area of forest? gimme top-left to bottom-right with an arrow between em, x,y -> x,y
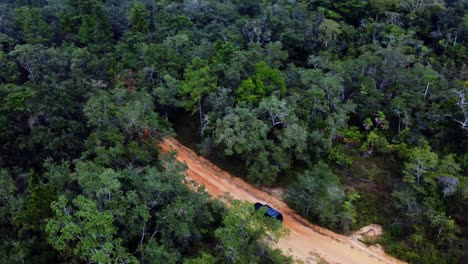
0,0 -> 467,263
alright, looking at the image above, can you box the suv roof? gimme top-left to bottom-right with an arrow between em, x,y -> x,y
254,202 -> 283,222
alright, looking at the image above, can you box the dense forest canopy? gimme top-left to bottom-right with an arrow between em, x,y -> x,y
0,0 -> 467,263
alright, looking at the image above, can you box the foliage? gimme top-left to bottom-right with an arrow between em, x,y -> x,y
46,195 -> 136,263
286,163 -> 355,231
235,61 -> 286,105
215,200 -> 291,264
0,0 -> 467,262
328,147 -> 354,166
16,6 -> 50,44
129,3 -> 150,34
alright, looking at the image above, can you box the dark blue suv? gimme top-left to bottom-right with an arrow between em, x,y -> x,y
254,202 -> 283,222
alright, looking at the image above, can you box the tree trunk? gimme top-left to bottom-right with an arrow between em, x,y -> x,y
199,98 -> 204,137
398,114 -> 401,135
424,82 -> 429,99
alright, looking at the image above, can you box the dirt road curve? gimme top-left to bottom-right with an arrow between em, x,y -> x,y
161,137 -> 406,264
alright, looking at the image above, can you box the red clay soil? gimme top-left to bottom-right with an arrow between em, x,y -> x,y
161,137 -> 406,264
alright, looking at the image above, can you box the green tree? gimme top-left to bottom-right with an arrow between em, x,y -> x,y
74,0 -> 113,48
15,6 -> 50,44
129,2 -> 150,33
212,106 -> 284,185
83,87 -> 171,167
318,19 -> 342,47
184,252 -> 216,264
179,57 -> 218,136
46,195 -> 136,263
235,61 -> 286,105
403,145 -> 438,187
153,74 -> 181,108
369,0 -> 399,13
15,173 -> 56,232
0,170 -> 16,225
286,163 -> 349,228
213,106 -> 268,156
214,200 -> 289,264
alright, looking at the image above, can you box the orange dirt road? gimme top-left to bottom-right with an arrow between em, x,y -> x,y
161,137 -> 406,264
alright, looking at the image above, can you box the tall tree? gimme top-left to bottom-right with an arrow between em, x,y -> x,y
129,2 -> 150,34
179,57 -> 218,137
15,6 -> 50,44
46,195 -> 136,263
235,61 -> 286,105
286,163 -> 349,228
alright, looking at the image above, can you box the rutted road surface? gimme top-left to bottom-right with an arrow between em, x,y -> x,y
161,137 -> 405,264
